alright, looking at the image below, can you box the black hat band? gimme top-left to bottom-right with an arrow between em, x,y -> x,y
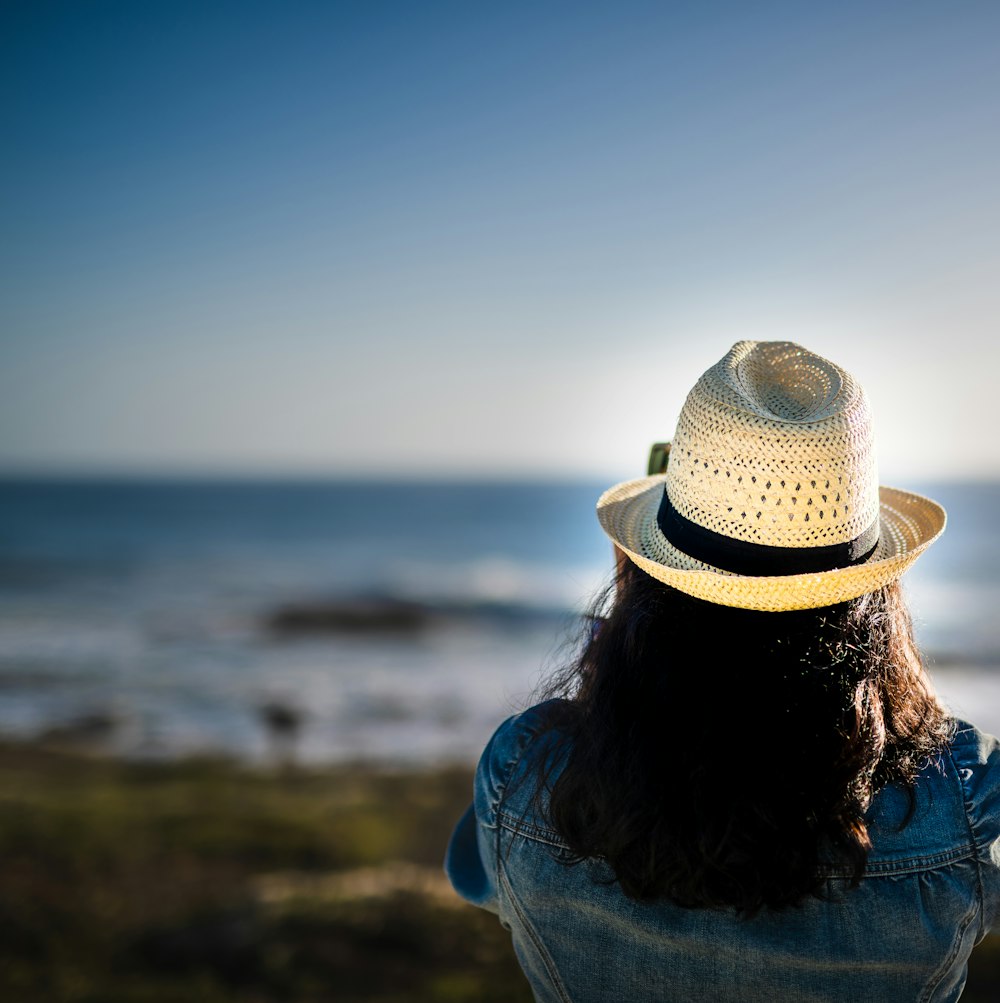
656,488 -> 879,577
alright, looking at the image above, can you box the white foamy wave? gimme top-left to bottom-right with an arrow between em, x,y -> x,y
383,557 -> 609,612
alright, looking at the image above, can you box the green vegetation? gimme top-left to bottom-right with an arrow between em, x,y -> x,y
0,740 -> 997,1002
0,742 -> 531,1003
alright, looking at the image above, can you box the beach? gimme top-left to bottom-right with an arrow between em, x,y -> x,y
2,478 -> 999,999
2,479 -> 1000,762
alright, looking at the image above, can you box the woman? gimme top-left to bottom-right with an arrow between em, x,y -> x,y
446,341 -> 1000,1002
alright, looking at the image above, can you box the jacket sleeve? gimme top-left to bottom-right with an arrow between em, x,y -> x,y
960,726 -> 1000,935
444,702 -> 564,913
444,712 -> 520,914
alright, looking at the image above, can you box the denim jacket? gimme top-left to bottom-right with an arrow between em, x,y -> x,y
446,701 -> 1000,1002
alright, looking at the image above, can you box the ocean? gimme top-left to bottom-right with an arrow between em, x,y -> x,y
1,478 -> 999,765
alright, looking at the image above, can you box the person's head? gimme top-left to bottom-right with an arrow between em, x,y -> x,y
598,340 -> 945,613
535,342 -> 952,911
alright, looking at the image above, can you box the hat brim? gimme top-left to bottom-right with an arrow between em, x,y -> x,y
597,476 -> 946,612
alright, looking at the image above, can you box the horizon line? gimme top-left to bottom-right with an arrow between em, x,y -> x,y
0,467 -> 997,488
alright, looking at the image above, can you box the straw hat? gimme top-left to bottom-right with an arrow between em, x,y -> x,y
597,341 -> 946,612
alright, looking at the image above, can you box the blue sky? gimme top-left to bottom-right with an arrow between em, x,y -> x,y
3,1 -> 999,479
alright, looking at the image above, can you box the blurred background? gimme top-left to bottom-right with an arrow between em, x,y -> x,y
2,2 -> 1000,1000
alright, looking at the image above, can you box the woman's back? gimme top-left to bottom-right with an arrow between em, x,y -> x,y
448,702 -> 1000,1002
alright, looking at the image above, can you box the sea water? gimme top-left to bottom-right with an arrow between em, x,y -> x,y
0,479 -> 997,764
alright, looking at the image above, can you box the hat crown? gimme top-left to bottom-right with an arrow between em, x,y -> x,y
709,340 -> 847,423
666,341 -> 880,551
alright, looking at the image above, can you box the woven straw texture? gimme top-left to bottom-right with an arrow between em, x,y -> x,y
598,477 -> 945,611
597,341 -> 946,611
667,341 -> 879,549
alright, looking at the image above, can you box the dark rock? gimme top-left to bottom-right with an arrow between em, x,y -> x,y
266,598 -> 432,635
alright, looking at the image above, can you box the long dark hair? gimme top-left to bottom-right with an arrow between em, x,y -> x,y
535,561 -> 953,913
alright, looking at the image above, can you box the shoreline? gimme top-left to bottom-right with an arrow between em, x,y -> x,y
5,653 -> 1000,770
